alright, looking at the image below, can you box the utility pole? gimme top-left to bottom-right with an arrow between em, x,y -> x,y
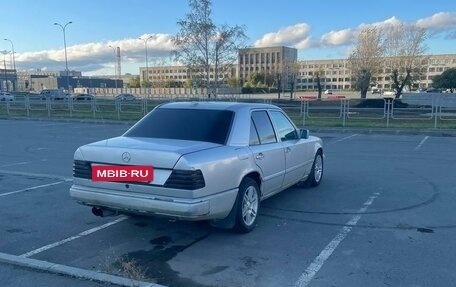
54,21 -> 73,91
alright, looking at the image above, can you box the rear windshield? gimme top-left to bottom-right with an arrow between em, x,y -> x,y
124,108 -> 234,144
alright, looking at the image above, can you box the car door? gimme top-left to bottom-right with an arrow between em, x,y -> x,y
249,110 -> 286,197
269,110 -> 311,187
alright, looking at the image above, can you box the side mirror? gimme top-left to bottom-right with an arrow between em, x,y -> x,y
300,129 -> 309,139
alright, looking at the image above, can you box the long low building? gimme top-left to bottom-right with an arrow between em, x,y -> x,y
138,46 -> 456,91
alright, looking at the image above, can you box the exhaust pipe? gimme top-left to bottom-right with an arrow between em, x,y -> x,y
91,207 -> 118,217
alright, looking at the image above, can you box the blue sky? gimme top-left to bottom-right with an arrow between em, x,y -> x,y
1,0 -> 455,75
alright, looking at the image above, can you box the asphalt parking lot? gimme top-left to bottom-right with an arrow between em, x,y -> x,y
0,119 -> 455,287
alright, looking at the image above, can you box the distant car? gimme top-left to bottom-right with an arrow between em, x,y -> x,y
371,88 -> 382,94
324,89 -> 333,95
425,88 -> 441,93
72,94 -> 94,101
115,93 -> 136,101
0,92 -> 14,101
40,89 -> 68,100
70,102 -> 324,233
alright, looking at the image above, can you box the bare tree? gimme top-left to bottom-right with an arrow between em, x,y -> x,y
213,24 -> 247,96
348,27 -> 385,99
314,67 -> 325,99
384,23 -> 427,98
274,62 -> 283,99
288,62 -> 300,100
173,0 -> 246,98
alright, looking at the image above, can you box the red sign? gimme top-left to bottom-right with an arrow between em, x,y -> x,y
92,165 -> 153,182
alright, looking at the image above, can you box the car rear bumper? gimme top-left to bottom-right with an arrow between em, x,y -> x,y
70,184 -> 238,220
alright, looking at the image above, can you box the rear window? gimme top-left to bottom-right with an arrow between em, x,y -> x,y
124,108 -> 234,144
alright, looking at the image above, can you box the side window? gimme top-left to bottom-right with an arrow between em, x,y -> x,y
251,111 -> 277,144
269,111 -> 298,141
249,120 -> 260,145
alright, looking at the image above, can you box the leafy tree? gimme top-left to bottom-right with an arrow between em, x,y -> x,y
128,76 -> 140,88
173,0 -> 246,97
348,27 -> 385,99
227,77 -> 241,88
141,80 -> 152,88
183,79 -> 193,89
431,68 -> 456,92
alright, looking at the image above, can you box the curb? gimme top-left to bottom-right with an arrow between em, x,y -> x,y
308,127 -> 456,137
0,252 -> 164,287
0,116 -> 136,126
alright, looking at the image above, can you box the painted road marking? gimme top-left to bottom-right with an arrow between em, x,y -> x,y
21,216 -> 128,258
0,252 -> 161,287
0,170 -> 72,181
415,136 -> 429,151
329,134 -> 359,144
0,181 -> 70,197
0,161 -> 33,168
294,192 -> 380,287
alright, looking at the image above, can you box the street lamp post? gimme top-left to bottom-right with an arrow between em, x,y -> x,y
139,35 -> 153,96
1,50 -> 10,92
4,39 -> 15,71
54,21 -> 73,92
108,45 -> 118,92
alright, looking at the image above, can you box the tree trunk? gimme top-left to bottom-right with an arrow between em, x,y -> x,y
316,75 -> 322,99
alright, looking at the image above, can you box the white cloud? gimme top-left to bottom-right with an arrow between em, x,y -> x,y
15,33 -> 174,73
416,12 -> 456,31
320,28 -> 356,46
254,23 -> 314,48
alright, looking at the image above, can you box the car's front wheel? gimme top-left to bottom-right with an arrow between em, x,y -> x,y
234,178 -> 260,233
307,151 -> 323,187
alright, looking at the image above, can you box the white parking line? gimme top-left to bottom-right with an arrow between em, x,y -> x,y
414,136 -> 429,151
0,181 -> 70,197
0,161 -> 33,168
330,134 -> 358,144
294,192 -> 380,287
21,216 -> 128,258
0,170 -> 72,181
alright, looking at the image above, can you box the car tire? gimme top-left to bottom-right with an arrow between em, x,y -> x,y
304,151 -> 323,187
234,177 -> 260,233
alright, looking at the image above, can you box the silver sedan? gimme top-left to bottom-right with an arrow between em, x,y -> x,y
70,102 -> 324,232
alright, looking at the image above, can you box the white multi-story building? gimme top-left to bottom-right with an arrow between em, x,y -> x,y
139,65 -> 237,87
296,54 -> 456,91
138,47 -> 456,91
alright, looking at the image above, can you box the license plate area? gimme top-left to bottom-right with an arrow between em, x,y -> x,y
91,165 -> 154,182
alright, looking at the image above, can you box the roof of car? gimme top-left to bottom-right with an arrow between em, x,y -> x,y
159,101 -> 279,111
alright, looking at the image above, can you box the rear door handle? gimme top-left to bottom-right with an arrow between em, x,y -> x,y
255,153 -> 264,160
285,147 -> 291,153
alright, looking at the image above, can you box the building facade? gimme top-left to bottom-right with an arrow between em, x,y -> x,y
139,65 -> 237,88
238,46 -> 298,90
16,70 -> 123,92
0,68 -> 17,91
296,54 -> 456,91
137,47 -> 455,92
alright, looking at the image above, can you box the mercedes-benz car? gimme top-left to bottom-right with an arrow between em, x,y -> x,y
70,102 -> 324,232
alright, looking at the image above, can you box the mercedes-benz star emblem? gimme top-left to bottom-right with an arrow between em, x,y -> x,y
122,152 -> 131,163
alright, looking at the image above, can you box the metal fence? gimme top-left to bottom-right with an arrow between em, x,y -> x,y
1,94 -> 456,129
